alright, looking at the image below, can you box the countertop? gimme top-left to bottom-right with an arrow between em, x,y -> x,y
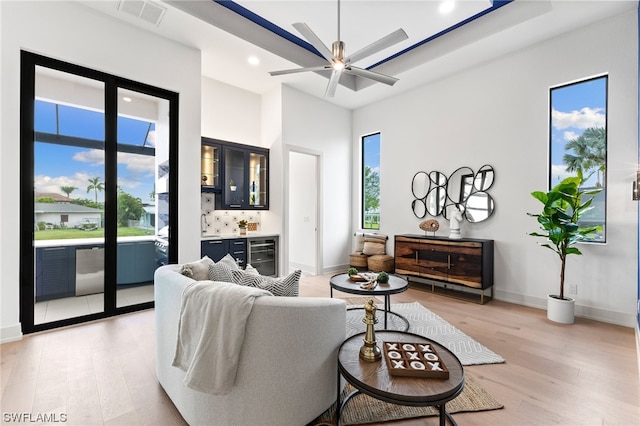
201,233 -> 279,240
34,235 -> 155,248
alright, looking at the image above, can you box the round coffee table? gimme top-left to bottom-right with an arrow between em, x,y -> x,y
337,330 -> 465,426
329,273 -> 409,330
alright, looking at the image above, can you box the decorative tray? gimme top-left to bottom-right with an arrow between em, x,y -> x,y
382,341 -> 449,379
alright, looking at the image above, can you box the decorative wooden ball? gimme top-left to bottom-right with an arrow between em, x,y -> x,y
420,219 -> 440,232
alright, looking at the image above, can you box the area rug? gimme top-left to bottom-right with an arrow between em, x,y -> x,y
345,301 -> 505,366
312,375 -> 503,425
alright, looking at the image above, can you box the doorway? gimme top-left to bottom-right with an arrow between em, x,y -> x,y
20,52 -> 178,333
287,148 -> 321,275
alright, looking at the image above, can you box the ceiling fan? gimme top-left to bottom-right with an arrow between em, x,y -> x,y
269,0 -> 408,98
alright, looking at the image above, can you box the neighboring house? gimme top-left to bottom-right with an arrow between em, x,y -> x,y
139,203 -> 155,230
34,202 -> 102,229
34,192 -> 73,203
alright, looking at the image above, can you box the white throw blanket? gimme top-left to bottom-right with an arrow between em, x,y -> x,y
172,280 -> 272,394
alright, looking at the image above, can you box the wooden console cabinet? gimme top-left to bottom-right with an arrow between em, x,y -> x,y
394,235 -> 494,303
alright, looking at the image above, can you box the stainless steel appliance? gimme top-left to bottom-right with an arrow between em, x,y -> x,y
247,237 -> 278,277
75,247 -> 104,296
155,226 -> 169,266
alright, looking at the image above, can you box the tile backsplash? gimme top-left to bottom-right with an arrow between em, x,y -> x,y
201,193 -> 261,236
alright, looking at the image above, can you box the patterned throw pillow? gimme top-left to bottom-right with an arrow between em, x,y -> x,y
208,262 -> 235,283
231,269 -> 301,297
218,253 -> 240,270
245,264 -> 260,275
178,256 -> 215,281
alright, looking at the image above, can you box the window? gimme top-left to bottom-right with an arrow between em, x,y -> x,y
362,133 -> 380,230
549,75 -> 607,242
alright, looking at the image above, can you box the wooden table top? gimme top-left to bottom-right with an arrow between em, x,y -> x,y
330,273 -> 408,296
338,331 -> 464,406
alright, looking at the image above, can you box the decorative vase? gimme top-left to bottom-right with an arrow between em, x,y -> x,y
239,227 -> 247,235
547,294 -> 575,324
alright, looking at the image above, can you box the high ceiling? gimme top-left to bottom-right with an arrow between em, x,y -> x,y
80,0 -> 636,109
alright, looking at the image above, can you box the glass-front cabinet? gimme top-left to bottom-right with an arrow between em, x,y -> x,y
201,138 -> 220,191
201,137 -> 269,210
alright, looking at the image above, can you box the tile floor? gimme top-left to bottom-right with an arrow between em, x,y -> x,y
34,285 -> 154,324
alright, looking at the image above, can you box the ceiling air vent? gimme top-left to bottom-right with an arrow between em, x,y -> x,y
117,0 -> 166,26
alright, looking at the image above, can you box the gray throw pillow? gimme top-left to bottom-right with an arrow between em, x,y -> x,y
178,256 -> 215,281
232,269 -> 301,297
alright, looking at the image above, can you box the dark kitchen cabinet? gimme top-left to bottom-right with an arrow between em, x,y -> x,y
201,238 -> 247,269
200,138 -> 269,210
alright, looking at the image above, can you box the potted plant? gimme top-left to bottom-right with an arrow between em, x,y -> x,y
237,219 -> 248,235
527,170 -> 601,324
229,179 -> 237,191
377,271 -> 389,284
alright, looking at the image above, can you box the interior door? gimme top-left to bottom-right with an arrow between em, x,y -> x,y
288,150 -> 319,275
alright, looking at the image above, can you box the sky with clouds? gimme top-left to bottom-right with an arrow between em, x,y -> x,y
34,101 -> 157,203
550,76 -> 607,186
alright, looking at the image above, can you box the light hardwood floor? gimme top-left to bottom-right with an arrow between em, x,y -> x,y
1,274 -> 638,425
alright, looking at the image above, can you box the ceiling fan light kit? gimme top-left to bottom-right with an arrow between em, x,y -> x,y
268,0 -> 407,98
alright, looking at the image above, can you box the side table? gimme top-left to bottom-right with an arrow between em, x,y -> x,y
329,273 -> 409,331
337,330 -> 464,426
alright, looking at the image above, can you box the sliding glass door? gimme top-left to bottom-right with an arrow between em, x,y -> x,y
20,52 -> 178,333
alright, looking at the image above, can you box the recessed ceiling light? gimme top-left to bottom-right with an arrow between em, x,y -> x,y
247,56 -> 260,66
439,0 -> 455,14
122,96 -> 132,102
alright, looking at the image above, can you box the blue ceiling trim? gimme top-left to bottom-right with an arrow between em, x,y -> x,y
213,1 -> 324,58
216,0 -> 516,67
367,0 -> 515,70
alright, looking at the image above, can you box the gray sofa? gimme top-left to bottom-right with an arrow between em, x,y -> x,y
154,264 -> 347,425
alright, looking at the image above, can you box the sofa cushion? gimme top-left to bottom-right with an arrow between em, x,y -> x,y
178,256 -> 215,281
232,269 -> 301,297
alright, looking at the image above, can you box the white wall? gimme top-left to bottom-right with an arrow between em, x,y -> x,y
201,77 -> 262,146
0,1 -> 202,341
353,9 -> 638,326
281,86 -> 352,273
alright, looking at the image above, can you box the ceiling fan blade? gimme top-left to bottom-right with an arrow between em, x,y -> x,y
324,69 -> 342,98
293,22 -> 334,62
345,28 -> 408,65
345,66 -> 399,86
269,65 -> 330,77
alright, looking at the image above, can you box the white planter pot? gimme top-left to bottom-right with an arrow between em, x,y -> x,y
547,295 -> 575,324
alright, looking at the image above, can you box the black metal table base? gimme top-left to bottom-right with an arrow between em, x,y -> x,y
346,306 -> 409,332
336,388 -> 458,426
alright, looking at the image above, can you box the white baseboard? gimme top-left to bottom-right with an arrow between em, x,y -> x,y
1,323 -> 22,343
495,289 -> 636,327
321,264 -> 349,276
288,261 -> 315,276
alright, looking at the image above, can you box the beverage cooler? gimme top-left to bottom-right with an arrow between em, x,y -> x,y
247,237 -> 278,277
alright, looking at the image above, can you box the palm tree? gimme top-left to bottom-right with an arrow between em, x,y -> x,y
59,185 -> 77,199
87,177 -> 104,204
562,127 -> 606,187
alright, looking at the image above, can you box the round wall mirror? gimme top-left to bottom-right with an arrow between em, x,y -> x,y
412,198 -> 427,218
473,165 -> 495,191
447,166 -> 474,205
426,186 -> 447,217
411,171 -> 430,199
429,171 -> 447,186
464,191 -> 495,223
